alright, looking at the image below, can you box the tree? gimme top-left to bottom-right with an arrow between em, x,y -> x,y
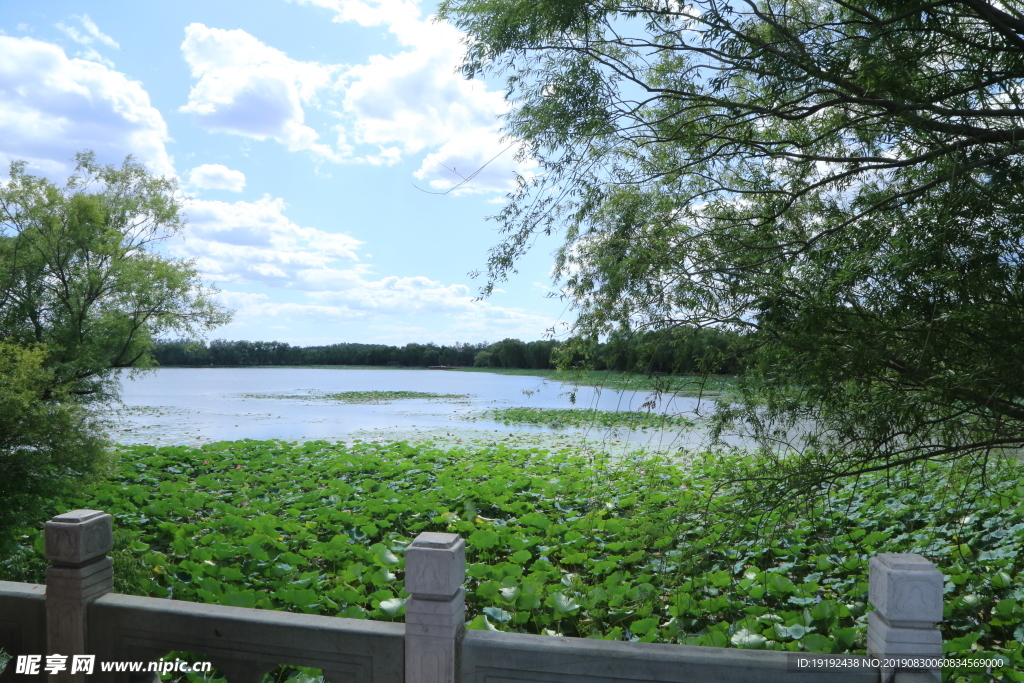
438,0 -> 1024,491
0,342 -> 107,552
0,152 -> 231,546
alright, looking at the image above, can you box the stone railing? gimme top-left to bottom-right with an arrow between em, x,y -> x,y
0,510 -> 946,683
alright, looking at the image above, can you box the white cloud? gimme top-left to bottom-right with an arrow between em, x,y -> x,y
0,36 -> 174,179
215,291 -> 370,326
57,14 -> 120,49
179,24 -> 346,161
76,48 -> 115,68
176,195 -> 556,340
288,0 -> 422,34
305,0 -> 516,176
336,25 -> 507,158
182,2 -> 533,194
303,274 -> 477,313
175,195 -> 363,285
414,132 -> 536,195
322,0 -> 535,189
216,287 -> 554,343
188,163 -> 246,192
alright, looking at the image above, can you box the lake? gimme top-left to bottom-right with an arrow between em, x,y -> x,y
110,367 -> 729,454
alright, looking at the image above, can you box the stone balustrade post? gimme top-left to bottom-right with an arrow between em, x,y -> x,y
404,532 -> 465,683
45,510 -> 114,683
867,553 -> 943,683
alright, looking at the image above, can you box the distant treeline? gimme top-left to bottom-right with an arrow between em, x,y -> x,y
152,328 -> 743,374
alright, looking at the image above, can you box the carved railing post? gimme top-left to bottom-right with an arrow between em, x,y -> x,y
404,532 -> 465,683
867,553 -> 943,683
45,510 -> 114,683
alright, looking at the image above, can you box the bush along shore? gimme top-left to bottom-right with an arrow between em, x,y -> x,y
2,440 -> 1022,682
151,328 -> 743,375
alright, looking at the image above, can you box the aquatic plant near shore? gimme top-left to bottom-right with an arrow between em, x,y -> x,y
4,440 -> 1021,681
466,407 -> 695,431
240,390 -> 470,404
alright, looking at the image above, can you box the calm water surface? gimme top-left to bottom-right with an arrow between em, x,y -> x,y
111,368 -> 720,451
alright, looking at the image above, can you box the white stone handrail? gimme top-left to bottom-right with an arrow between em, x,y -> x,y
89,593 -> 404,683
0,510 -> 947,683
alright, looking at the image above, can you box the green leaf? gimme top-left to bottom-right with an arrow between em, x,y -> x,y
378,597 -> 406,617
629,617 -> 658,635
510,549 -> 532,563
948,543 -> 973,558
800,633 -> 835,653
245,543 -> 269,562
783,623 -> 809,639
220,590 -> 256,608
219,566 -> 245,582
519,512 -> 552,529
550,592 -> 580,615
992,571 -> 1014,589
483,606 -> 513,623
469,529 -> 501,550
731,628 -> 768,649
832,627 -> 858,650
767,574 -> 795,594
709,570 -> 732,587
810,600 -> 839,621
961,593 -> 983,608
374,546 -> 400,567
371,566 -> 396,584
517,583 -> 543,610
339,605 -> 366,619
467,615 -> 498,631
467,563 -> 491,579
498,586 -> 520,603
994,599 -> 1017,618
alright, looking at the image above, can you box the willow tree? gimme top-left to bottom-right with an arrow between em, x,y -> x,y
438,0 -> 1024,491
0,153 -> 231,548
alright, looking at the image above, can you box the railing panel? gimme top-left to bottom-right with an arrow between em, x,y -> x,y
461,630 -> 879,683
4,513 -> 947,683
89,594 -> 404,683
0,582 -> 47,682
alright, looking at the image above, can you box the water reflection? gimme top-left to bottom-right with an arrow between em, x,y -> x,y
111,367 -> 734,452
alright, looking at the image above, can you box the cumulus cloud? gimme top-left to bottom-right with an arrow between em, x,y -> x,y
304,275 -> 477,314
296,0 -> 515,173
326,0 -> 534,189
175,195 -> 363,285
76,49 -> 115,68
175,195 -> 555,339
289,0 -> 422,34
0,35 -> 173,178
335,18 -> 507,160
215,291 -> 370,326
188,163 -> 246,192
56,15 -> 120,67
179,24 -> 345,161
57,14 -> 119,49
216,286 -> 554,343
182,1 -> 532,193
413,132 -> 536,196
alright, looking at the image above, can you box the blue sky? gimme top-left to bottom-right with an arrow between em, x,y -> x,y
0,0 -> 572,346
